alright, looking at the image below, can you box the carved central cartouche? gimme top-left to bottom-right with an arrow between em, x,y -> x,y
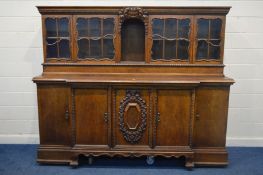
119,90 -> 147,144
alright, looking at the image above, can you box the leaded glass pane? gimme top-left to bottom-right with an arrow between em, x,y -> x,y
59,39 -> 70,58
45,18 -> 57,37
58,18 -> 69,37
77,18 -> 89,37
178,40 -> 189,60
197,19 -> 209,38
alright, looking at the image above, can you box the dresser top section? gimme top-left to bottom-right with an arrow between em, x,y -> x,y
36,6 -> 232,77
37,6 -> 231,15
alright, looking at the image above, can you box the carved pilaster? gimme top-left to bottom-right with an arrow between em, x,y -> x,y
148,89 -> 152,148
113,89 -> 117,146
71,89 -> 76,146
189,89 -> 195,147
152,90 -> 158,147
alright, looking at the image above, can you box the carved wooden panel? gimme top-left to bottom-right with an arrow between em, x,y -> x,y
118,7 -> 148,28
119,90 -> 147,143
124,103 -> 141,130
114,89 -> 150,146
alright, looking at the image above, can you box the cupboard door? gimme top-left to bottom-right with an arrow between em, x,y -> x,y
151,17 -> 191,61
75,89 -> 109,146
114,89 -> 150,146
75,16 -> 116,60
193,87 -> 230,147
37,85 -> 71,145
194,16 -> 225,64
44,16 -> 72,61
156,89 -> 192,147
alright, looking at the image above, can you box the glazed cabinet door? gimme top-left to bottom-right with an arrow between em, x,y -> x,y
37,85 -> 71,145
74,88 -> 109,147
43,15 -> 72,62
155,89 -> 193,147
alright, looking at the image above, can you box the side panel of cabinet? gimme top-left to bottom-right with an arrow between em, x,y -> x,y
156,89 -> 192,146
37,84 -> 71,145
193,86 -> 230,147
74,88 -> 108,146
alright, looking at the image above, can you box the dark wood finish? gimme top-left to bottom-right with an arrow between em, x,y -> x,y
193,16 -> 226,64
33,6 -> 234,169
121,19 -> 145,62
148,15 -> 194,64
42,15 -> 73,63
156,89 -> 192,147
114,89 -> 150,146
193,87 -> 230,147
74,88 -> 109,146
37,85 -> 71,145
72,15 -> 117,63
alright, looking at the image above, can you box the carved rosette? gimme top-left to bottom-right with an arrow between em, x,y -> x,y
119,90 -> 147,144
118,7 -> 149,34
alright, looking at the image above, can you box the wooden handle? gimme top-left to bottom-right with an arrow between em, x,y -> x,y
196,114 -> 200,120
65,109 -> 69,120
156,112 -> 160,125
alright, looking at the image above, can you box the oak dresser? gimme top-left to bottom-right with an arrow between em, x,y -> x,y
33,6 -> 234,168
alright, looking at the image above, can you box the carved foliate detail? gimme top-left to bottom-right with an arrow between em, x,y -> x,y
119,7 -> 148,21
118,7 -> 149,34
119,90 -> 147,144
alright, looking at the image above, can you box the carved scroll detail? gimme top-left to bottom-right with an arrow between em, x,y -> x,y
119,90 -> 147,144
118,7 -> 149,34
119,7 -> 148,22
